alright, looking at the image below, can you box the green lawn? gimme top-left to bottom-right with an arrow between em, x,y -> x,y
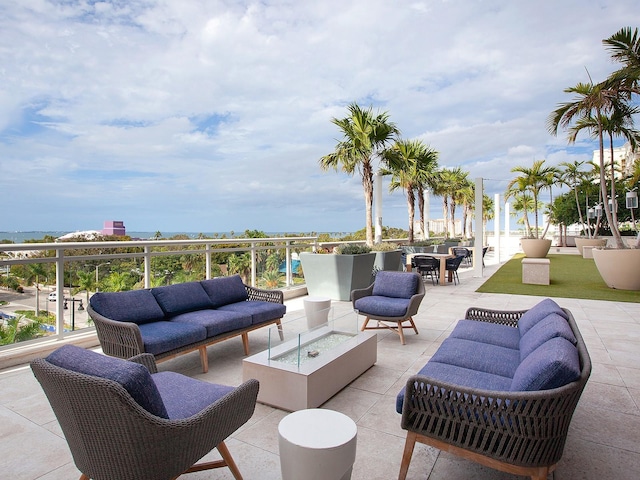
477,254 -> 640,303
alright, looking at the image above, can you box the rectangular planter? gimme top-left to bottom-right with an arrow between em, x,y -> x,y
300,252 -> 376,301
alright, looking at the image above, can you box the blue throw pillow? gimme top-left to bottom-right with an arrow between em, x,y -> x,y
372,271 -> 419,299
200,275 -> 249,308
510,337 -> 580,391
46,345 -> 169,418
151,282 -> 213,315
518,298 -> 567,335
90,289 -> 166,325
519,313 -> 577,361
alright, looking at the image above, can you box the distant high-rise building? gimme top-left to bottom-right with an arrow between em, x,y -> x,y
592,141 -> 640,179
102,220 -> 126,236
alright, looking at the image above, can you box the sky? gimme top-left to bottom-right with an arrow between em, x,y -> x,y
1,0 -> 639,235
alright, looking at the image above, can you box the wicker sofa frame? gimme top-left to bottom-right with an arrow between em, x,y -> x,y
398,306 -> 591,480
88,284 -> 284,374
31,352 -> 259,480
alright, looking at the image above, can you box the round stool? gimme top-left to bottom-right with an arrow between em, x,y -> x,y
278,408 -> 357,480
303,296 -> 332,329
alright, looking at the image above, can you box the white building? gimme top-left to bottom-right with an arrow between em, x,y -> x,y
592,141 -> 640,179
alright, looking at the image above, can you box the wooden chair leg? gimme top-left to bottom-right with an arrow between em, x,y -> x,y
397,321 -> 406,345
218,441 -> 244,480
398,431 -> 417,480
199,346 -> 209,373
360,317 -> 371,331
79,475 -> 90,480
407,317 -> 419,335
241,332 -> 250,356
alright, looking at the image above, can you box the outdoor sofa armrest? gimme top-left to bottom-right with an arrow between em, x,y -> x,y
464,306 -> 528,328
87,304 -> 146,360
350,284 -> 375,304
245,285 -> 284,304
128,353 -> 158,373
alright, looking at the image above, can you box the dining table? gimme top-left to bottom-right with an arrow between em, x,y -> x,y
406,252 -> 455,286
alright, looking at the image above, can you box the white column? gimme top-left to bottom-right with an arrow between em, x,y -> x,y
494,193 -> 500,264
474,178 -> 483,278
505,202 -> 510,255
375,171 -> 383,244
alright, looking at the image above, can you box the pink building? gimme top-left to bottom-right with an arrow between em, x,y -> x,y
102,220 -> 126,236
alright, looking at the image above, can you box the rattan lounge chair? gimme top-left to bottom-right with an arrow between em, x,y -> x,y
31,345 -> 259,480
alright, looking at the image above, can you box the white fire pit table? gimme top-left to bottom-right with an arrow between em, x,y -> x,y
278,408 -> 357,480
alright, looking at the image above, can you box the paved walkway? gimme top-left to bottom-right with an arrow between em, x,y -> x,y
1,252 -> 639,479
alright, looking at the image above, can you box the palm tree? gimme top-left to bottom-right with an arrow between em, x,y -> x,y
381,139 -> 437,243
506,160 -> 556,238
603,27 -> 640,96
74,270 -> 95,305
540,165 -> 563,239
505,177 -> 533,237
414,147 -> 440,239
25,263 -> 47,316
320,103 -> 399,246
560,160 -> 591,237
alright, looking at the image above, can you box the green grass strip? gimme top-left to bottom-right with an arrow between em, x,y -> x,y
477,254 -> 640,303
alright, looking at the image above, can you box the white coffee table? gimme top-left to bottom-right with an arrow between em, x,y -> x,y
278,408 -> 357,480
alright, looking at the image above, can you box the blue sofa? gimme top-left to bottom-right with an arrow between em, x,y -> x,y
88,275 -> 286,373
397,298 -> 591,480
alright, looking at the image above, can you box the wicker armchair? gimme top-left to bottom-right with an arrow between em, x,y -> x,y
351,271 -> 425,345
398,307 -> 591,480
31,347 -> 259,480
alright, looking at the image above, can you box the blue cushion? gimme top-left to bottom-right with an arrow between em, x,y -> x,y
46,345 -> 169,418
372,271 -> 419,299
151,282 -> 213,315
510,337 -> 580,391
449,320 -> 521,350
90,290 -> 165,325
396,361 -> 512,413
218,301 -> 287,325
138,321 -> 207,355
152,371 -> 234,419
354,295 -> 411,318
430,338 -> 521,378
200,276 -> 249,308
170,309 -> 252,337
519,313 -> 577,361
518,298 -> 567,335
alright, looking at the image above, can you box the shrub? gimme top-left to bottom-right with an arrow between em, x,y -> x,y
336,244 -> 372,255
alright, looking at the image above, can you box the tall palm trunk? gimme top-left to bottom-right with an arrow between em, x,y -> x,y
597,119 -> 625,248
407,189 -> 416,243
362,160 -> 375,247
417,186 -> 425,239
442,197 -> 449,238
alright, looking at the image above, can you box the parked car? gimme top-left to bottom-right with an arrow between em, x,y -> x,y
48,292 -> 58,302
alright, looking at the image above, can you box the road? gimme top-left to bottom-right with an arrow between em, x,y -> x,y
0,285 -> 91,330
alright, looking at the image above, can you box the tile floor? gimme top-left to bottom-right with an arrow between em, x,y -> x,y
1,253 -> 640,479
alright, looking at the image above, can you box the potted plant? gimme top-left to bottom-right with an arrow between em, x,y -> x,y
300,244 -> 376,301
506,160 -> 557,258
371,242 -> 403,273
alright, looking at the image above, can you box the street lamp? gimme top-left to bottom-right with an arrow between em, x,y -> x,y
93,262 -> 110,292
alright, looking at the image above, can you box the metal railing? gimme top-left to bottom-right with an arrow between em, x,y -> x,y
0,236 -> 319,344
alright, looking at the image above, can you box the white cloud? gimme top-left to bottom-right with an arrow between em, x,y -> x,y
1,0 -> 639,233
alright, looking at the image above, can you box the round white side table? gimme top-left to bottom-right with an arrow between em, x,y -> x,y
303,296 -> 332,329
278,408 -> 357,480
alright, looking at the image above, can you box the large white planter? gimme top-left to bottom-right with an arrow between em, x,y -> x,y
575,237 -> 607,255
520,238 -> 552,258
592,248 -> 640,291
300,252 -> 376,301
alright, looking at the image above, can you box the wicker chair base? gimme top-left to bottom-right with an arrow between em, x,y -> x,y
360,316 -> 419,345
399,431 -> 556,480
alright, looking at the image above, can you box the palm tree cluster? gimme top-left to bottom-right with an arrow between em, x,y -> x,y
320,103 -> 477,245
548,27 -> 640,249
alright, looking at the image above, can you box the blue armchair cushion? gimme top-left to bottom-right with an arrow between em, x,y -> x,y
396,361 -> 512,413
510,337 -> 580,391
430,338 -> 521,378
449,319 -> 520,350
200,275 -> 249,308
354,296 -> 411,318
170,309 -> 252,337
46,345 -> 169,419
519,313 -> 577,361
218,300 -> 287,325
89,290 -> 165,325
151,282 -> 213,315
138,321 -> 207,355
152,371 -> 234,419
517,298 -> 567,335
371,271 -> 419,299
